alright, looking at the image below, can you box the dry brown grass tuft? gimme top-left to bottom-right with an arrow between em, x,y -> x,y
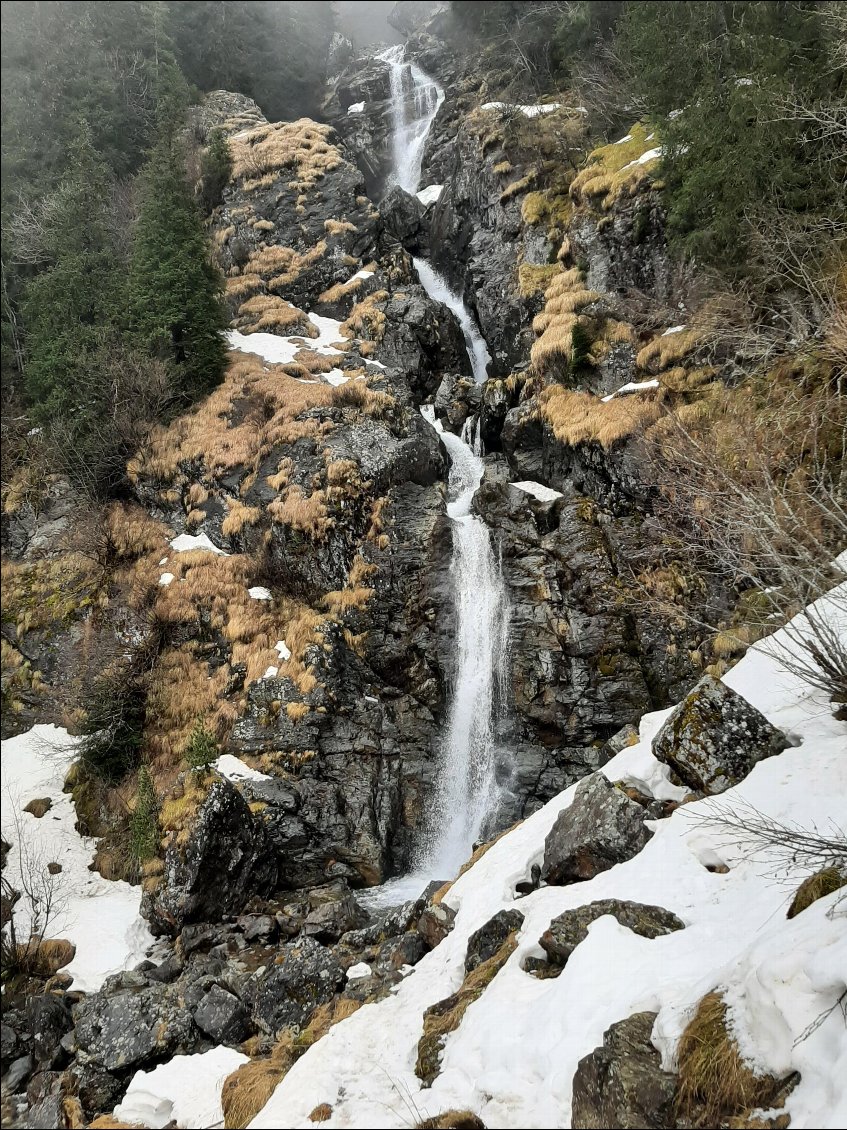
236,295 -> 318,337
518,263 -> 560,298
786,866 -> 846,918
226,274 -> 264,303
500,171 -> 537,202
340,291 -> 389,343
222,1036 -> 299,1129
221,499 -> 262,537
637,328 -> 700,373
319,265 -> 375,305
230,119 -> 342,193
675,992 -> 786,1128
269,486 -> 331,539
324,218 -> 358,236
539,385 -> 662,448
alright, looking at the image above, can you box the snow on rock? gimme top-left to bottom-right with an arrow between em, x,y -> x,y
214,754 -> 271,783
661,324 -> 687,336
601,379 -> 660,402
249,585 -> 273,601
347,101 -> 365,114
512,481 -> 564,503
113,1046 -> 248,1129
614,133 -> 634,145
275,639 -> 292,661
158,572 -> 175,586
416,184 -> 444,206
482,101 -> 561,118
227,311 -> 345,367
620,145 -> 663,171
253,584 -> 847,1130
324,369 -> 350,387
263,665 -> 279,680
352,268 -> 375,280
170,532 -> 227,555
346,962 -> 372,981
0,724 -> 157,993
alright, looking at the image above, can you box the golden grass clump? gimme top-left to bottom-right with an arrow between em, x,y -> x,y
221,499 -> 262,537
518,263 -> 560,298
538,385 -> 662,449
236,295 -> 318,337
636,328 -> 700,373
253,218 -> 275,232
570,122 -> 661,209
493,160 -> 513,175
225,273 -> 264,302
499,171 -> 537,202
131,352 -> 347,483
529,267 -> 601,371
286,701 -> 310,721
324,218 -> 358,235
341,290 -> 389,343
319,265 -> 375,305
103,504 -> 172,559
786,866 -> 846,918
269,486 -> 331,539
230,119 -> 342,193
675,992 -> 787,1128
602,318 -> 637,345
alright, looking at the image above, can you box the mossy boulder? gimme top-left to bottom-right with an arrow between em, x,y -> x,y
572,1011 -> 677,1129
652,676 -> 790,795
540,899 -> 685,971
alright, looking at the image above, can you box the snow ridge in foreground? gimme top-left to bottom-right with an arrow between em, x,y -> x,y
252,585 -> 847,1130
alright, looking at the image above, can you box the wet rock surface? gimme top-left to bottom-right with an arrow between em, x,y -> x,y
539,899 -> 685,970
542,774 -> 653,885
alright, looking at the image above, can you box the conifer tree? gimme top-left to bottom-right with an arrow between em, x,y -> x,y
129,129 -> 228,399
21,126 -> 120,421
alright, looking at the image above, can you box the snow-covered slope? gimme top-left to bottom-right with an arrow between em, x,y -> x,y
253,585 -> 847,1130
0,724 -> 157,992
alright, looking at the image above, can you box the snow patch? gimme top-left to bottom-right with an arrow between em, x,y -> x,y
214,754 -> 271,783
158,572 -> 175,586
347,101 -> 365,114
620,145 -> 663,171
113,1046 -> 248,1129
275,640 -> 291,661
170,532 -> 227,555
601,379 -> 660,402
661,324 -> 687,336
482,101 -> 561,118
346,962 -> 372,981
323,369 -> 350,386
248,585 -> 273,601
512,481 -> 563,503
0,724 -> 157,993
262,666 -> 279,680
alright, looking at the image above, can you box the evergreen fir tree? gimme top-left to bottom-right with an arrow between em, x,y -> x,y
130,129 -> 228,399
199,128 -> 233,212
21,126 -> 120,421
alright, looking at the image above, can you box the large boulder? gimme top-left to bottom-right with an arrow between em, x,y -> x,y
465,909 -> 524,973
652,675 -> 790,794
144,778 -> 278,936
571,1011 -> 677,1129
542,774 -> 652,886
250,937 -> 345,1036
73,980 -> 196,1073
192,984 -> 250,1045
540,900 -> 685,969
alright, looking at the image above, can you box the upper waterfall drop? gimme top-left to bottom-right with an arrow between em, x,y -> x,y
379,44 -> 491,387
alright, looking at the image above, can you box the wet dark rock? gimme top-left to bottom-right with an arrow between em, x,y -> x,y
515,863 -> 541,897
1,1022 -> 20,1063
541,900 -> 685,969
144,778 -> 278,936
73,1063 -> 126,1120
25,995 -> 72,1070
237,914 -> 279,943
652,675 -> 790,794
542,774 -> 653,886
465,909 -> 525,973
417,901 -> 456,949
380,184 -> 428,251
302,893 -> 370,944
571,1011 -> 677,1129
192,984 -> 250,1045
251,937 -> 345,1036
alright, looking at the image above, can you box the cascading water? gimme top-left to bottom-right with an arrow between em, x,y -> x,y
377,45 -> 510,882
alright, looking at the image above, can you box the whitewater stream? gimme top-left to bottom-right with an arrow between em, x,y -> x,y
364,47 -> 509,906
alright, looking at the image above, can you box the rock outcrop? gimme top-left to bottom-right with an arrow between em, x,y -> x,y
539,899 -> 684,971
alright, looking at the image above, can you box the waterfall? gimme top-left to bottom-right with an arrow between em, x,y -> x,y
417,409 -> 509,876
372,46 -> 509,885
